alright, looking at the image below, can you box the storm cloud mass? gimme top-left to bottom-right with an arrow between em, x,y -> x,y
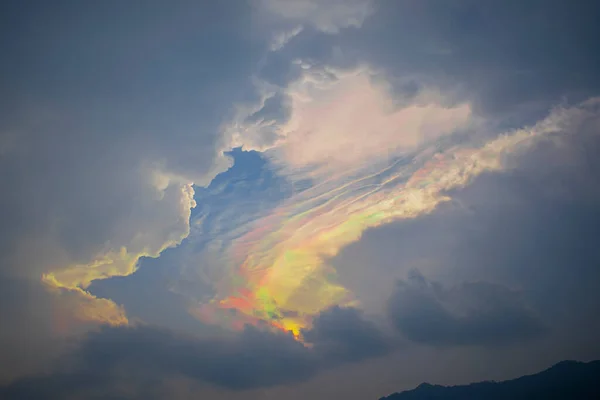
1,1 -> 600,399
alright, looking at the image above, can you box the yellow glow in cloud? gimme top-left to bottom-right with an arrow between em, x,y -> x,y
42,181 -> 197,326
47,285 -> 129,329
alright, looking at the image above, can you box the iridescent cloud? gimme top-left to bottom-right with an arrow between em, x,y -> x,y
189,70 -> 595,337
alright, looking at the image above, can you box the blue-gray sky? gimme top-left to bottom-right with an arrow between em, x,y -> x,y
1,1 -> 600,399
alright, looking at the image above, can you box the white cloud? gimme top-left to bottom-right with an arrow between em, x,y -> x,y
227,64 -> 473,176
273,68 -> 472,174
270,25 -> 304,51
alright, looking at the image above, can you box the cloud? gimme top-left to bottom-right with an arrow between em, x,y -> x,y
270,67 -> 473,174
41,178 -> 197,283
0,1 -> 265,328
303,306 -> 392,364
250,1 -> 600,131
388,271 -> 546,346
0,278 -> 67,383
1,129 -> 200,325
328,94 -> 600,359
270,25 -> 304,51
335,1 -> 600,120
197,67 -> 599,335
230,64 -> 473,164
0,326 -> 313,397
259,0 -> 374,34
2,2 -> 600,397
0,305 -> 392,397
0,277 -> 128,384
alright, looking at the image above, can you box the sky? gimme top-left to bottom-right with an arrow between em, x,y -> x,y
1,1 -> 600,399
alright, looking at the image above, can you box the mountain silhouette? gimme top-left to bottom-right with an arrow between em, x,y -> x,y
380,360 -> 600,400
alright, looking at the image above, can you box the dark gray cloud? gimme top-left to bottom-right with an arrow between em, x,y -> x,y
248,0 -> 600,137
0,0 -> 269,282
0,304 -> 393,397
0,325 -> 311,398
303,306 -> 393,364
388,271 -> 546,346
358,1 -> 600,119
0,278 -> 63,383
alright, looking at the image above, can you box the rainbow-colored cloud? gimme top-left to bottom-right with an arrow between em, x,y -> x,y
186,70 -> 583,337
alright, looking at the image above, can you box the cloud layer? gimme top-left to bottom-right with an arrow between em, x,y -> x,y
0,304 -> 392,398
2,1 -> 600,399
388,271 -> 546,346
